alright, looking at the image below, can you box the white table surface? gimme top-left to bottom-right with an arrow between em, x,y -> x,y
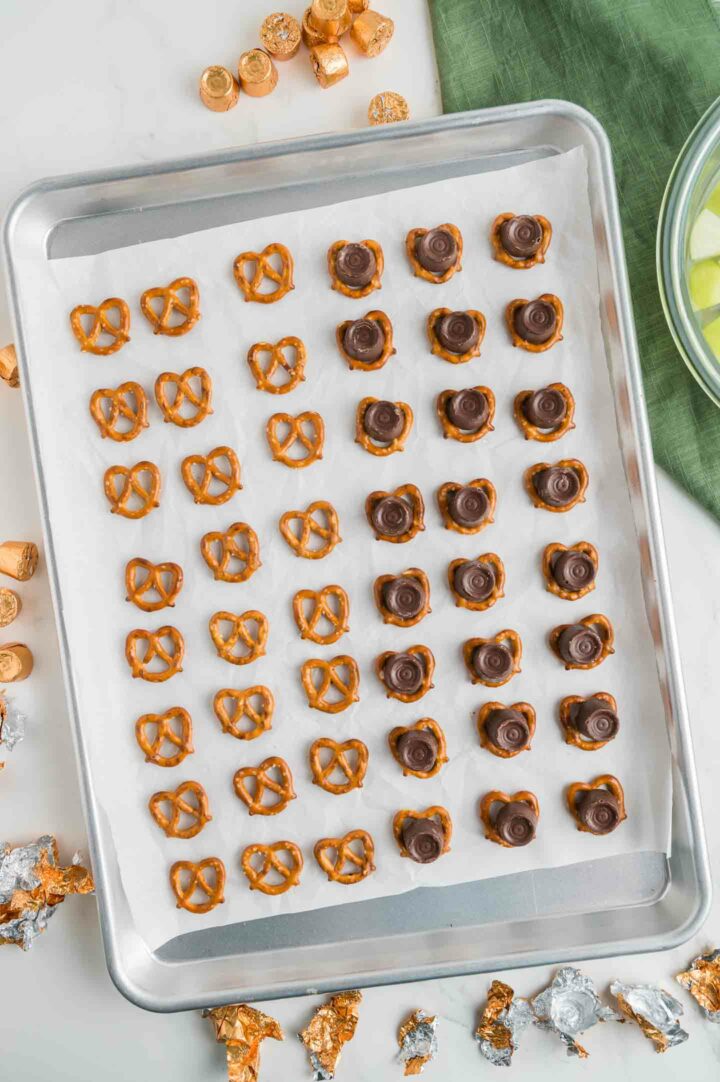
1,2 -> 718,1078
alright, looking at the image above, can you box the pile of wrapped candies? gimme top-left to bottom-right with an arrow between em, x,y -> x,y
0,537 -> 39,766
0,836 -> 94,949
197,2 -> 409,125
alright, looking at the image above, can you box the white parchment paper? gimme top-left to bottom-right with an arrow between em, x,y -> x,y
18,148 -> 671,951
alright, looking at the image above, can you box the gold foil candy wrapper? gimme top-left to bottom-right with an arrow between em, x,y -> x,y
299,990 -> 362,1080
0,541 -> 39,582
199,66 -> 240,112
677,948 -> 720,1022
532,966 -> 618,1057
368,91 -> 410,126
0,344 -> 19,388
610,980 -> 689,1052
475,979 -> 533,1067
0,835 -> 94,949
238,49 -> 278,98
203,1004 -> 284,1082
0,642 -> 33,683
309,43 -> 350,89
0,694 -> 26,753
0,588 -> 21,628
350,10 -> 394,56
260,12 -> 302,60
348,0 -> 370,11
397,1009 -> 438,1075
309,0 -> 352,41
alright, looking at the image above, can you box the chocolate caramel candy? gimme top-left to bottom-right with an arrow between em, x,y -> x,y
575,787 -> 621,835
471,642 -> 514,683
401,816 -> 445,864
513,299 -> 557,344
447,485 -> 489,529
382,576 -> 427,620
445,389 -> 489,432
396,728 -> 439,773
499,216 -> 543,259
494,800 -> 537,846
557,623 -> 603,666
364,400 -> 404,442
415,228 -> 458,275
484,708 -> 530,753
572,698 -> 620,742
453,559 -> 496,603
382,652 -> 425,695
533,465 -> 581,507
371,496 -> 413,537
522,387 -> 567,429
551,550 -> 596,593
335,242 -> 377,289
343,318 -> 386,363
435,311 -> 480,354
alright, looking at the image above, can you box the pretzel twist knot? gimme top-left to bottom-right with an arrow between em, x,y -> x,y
201,521 -> 261,583
140,277 -> 200,336
247,337 -> 306,394
170,857 -> 225,913
90,382 -> 148,441
70,297 -> 130,355
213,686 -> 274,740
309,737 -> 369,794
182,446 -> 242,505
233,756 -> 296,815
135,707 -> 194,767
279,500 -> 341,559
125,558 -> 183,612
241,841 -> 303,895
125,625 -> 185,682
292,584 -> 349,645
209,610 -> 268,666
149,780 -> 212,838
154,367 -> 213,428
234,243 -> 294,303
104,461 -> 161,519
301,655 -> 360,713
266,411 -> 325,468
314,829 -> 376,884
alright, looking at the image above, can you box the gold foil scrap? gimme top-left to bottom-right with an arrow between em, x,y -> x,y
677,948 -> 720,1022
397,1009 -> 438,1075
475,980 -> 533,1067
368,91 -> 409,126
260,13 -> 302,59
203,1004 -> 284,1082
0,836 -> 94,949
610,981 -> 688,1052
350,9 -> 394,56
0,344 -> 19,388
299,990 -> 362,1080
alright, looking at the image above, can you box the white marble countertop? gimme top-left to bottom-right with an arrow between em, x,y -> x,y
1,2 -> 718,1078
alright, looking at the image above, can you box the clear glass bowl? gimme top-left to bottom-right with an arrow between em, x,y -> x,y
658,94 -> 720,407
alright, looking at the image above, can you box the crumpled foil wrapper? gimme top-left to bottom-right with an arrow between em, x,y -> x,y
0,695 -> 26,753
397,1009 -> 438,1075
299,990 -> 362,1080
532,967 -> 618,1058
475,979 -> 533,1067
676,948 -> 720,1022
610,981 -> 688,1053
0,835 -> 94,949
203,1003 -> 284,1082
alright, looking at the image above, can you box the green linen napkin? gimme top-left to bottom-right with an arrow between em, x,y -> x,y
429,0 -> 720,519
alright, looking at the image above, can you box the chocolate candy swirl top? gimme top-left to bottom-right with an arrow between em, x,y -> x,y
383,652 -> 425,695
448,485 -> 489,528
576,788 -> 621,835
402,816 -> 445,863
344,318 -> 385,363
363,400 -> 404,442
513,299 -> 557,344
552,550 -> 596,592
415,228 -> 458,275
533,465 -> 580,507
453,559 -> 496,603
484,708 -> 530,753
335,242 -> 377,289
494,800 -> 538,846
572,698 -> 619,742
383,576 -> 427,620
499,216 -> 543,259
436,311 -> 480,354
558,623 -> 603,665
472,642 -> 514,683
445,388 -> 489,432
523,387 -> 567,428
371,495 -> 413,537
396,729 -> 438,773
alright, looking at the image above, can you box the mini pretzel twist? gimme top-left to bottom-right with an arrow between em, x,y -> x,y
135,707 -> 194,767
327,239 -> 384,298
314,829 -> 376,885
447,552 -> 505,611
140,277 -> 201,336
373,567 -> 431,628
301,655 -> 360,713
506,293 -> 564,352
355,397 -> 413,456
213,686 -> 274,740
427,308 -> 486,364
209,610 -> 268,666
514,383 -> 575,441
181,446 -> 242,505
525,459 -> 589,512
479,790 -> 540,848
241,842 -> 303,895
234,243 -> 294,303
336,310 -> 396,372
154,367 -> 213,428
476,701 -> 536,759
549,613 -> 615,670
233,756 -> 296,815
125,558 -> 183,612
406,224 -> 463,283
309,738 -> 368,794
70,297 -> 130,355
149,780 -> 212,838
247,337 -> 307,393
566,774 -> 627,832
437,479 -> 496,534
392,806 -> 452,857
375,645 -> 435,703
104,461 -> 161,519
125,625 -> 185,682
292,585 -> 349,644
559,692 -> 618,751
200,521 -> 261,583
490,213 -> 552,269
170,857 -> 225,914
266,411 -> 325,468
279,500 -> 341,559
89,382 -> 148,441
365,484 -> 425,543
436,387 -> 496,443
462,629 -> 522,687
388,719 -> 448,779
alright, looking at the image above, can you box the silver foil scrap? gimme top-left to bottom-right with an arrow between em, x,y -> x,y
0,835 -> 94,949
397,1009 -> 438,1074
475,980 -> 534,1067
532,967 -> 619,1058
610,980 -> 688,1052
0,696 -> 26,752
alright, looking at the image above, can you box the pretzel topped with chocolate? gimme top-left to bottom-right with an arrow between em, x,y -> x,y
567,774 -> 626,835
309,737 -> 368,795
560,692 -> 619,751
388,718 -> 447,779
140,277 -> 200,336
463,630 -> 522,687
366,484 -> 425,543
543,542 -> 598,600
70,297 -> 130,355
337,310 -> 395,371
355,397 -> 413,456
406,224 -> 463,283
550,613 -> 614,670
491,213 -> 552,269
314,829 -> 375,885
247,336 -> 307,394
477,701 -> 535,759
525,459 -> 588,512
125,557 -> 183,612
241,841 -> 303,895
506,293 -> 563,351
213,686 -> 274,740
448,553 -> 505,611
514,383 -> 575,442
375,645 -> 435,703
234,243 -> 294,303
328,240 -> 384,298
155,367 -> 213,428
279,500 -> 341,559
437,478 -> 496,534
479,790 -> 539,848
90,382 -> 148,442
373,568 -> 430,627
427,308 -> 486,364
293,584 -> 349,645
436,387 -> 495,443
181,446 -> 242,505
393,806 -> 452,863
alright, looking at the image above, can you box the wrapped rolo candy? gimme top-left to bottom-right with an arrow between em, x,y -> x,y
552,550 -> 596,592
0,643 -> 33,683
484,708 -> 531,754
401,816 -> 445,864
344,318 -> 385,363
238,49 -> 278,97
310,42 -> 350,88
335,242 -> 377,289
532,967 -> 619,1058
0,541 -> 38,582
368,91 -> 410,126
513,298 -> 557,344
435,311 -> 480,354
475,980 -> 534,1067
203,1003 -> 284,1082
415,227 -> 458,276
383,652 -> 425,696
453,559 -> 496,603
676,948 -> 720,1022
0,836 -> 94,949
572,697 -> 619,742
0,344 -> 19,388
350,9 -> 394,55
523,387 -> 567,428
260,12 -> 302,59
396,728 -> 439,774
383,576 -> 427,621
610,981 -> 688,1052
199,66 -> 240,111
445,389 -> 489,431
0,589 -> 21,628
500,215 -> 544,259
309,0 -> 352,40
299,990 -> 362,1081
397,1009 -> 438,1075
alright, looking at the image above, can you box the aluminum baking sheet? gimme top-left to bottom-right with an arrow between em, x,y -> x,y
4,102 -> 710,1011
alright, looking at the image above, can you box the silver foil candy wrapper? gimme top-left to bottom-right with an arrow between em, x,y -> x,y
0,835 -> 93,949
0,696 -> 26,752
475,981 -> 534,1067
610,980 -> 688,1052
532,967 -> 618,1058
397,1009 -> 438,1074
676,948 -> 720,1022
